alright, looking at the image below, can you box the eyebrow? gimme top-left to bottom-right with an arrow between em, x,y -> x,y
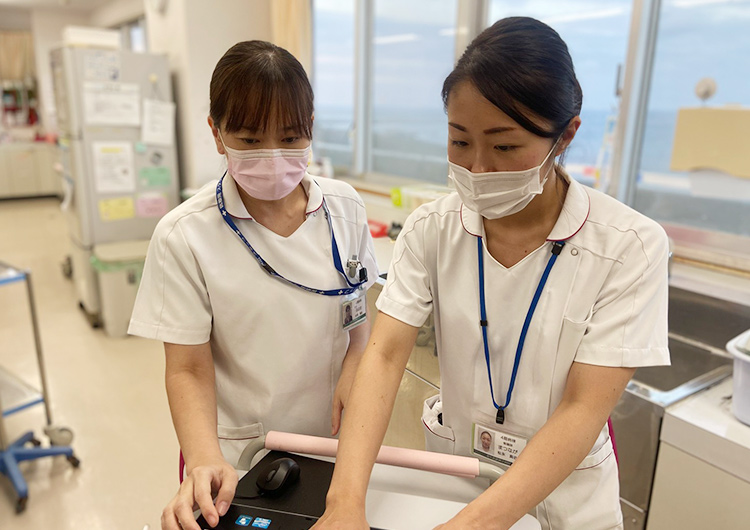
448,122 -> 516,134
239,125 -> 304,133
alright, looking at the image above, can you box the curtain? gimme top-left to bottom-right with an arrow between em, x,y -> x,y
271,0 -> 313,77
0,32 -> 36,81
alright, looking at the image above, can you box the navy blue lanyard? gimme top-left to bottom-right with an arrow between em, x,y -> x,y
216,175 -> 366,296
478,237 -> 565,424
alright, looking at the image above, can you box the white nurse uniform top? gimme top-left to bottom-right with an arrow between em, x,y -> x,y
376,170 -> 669,530
129,174 -> 378,466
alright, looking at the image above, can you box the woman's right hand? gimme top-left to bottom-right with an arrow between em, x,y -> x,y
161,457 -> 238,530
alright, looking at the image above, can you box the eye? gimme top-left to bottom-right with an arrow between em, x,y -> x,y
282,136 -> 301,144
240,138 -> 259,145
451,140 -> 468,147
494,145 -> 516,152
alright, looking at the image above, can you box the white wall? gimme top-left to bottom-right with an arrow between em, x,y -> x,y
29,8 -> 92,133
145,0 -> 272,189
0,6 -> 31,30
89,0 -> 145,28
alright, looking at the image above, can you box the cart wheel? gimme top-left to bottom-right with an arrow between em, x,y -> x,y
16,496 -> 27,514
67,455 -> 81,468
29,437 -> 42,447
45,426 -> 74,446
61,256 -> 73,279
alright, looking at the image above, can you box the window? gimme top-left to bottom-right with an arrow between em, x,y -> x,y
371,0 -> 457,183
632,0 -> 750,238
312,0 -> 356,169
310,0 -> 750,269
488,0 -> 633,188
118,17 -> 148,53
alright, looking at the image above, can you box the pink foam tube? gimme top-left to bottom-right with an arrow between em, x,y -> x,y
264,431 -> 480,478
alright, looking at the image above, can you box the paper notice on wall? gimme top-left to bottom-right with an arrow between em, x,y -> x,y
135,193 -> 169,218
98,197 -> 135,222
92,142 -> 135,193
139,166 -> 172,187
83,50 -> 120,81
142,99 -> 175,146
84,82 -> 141,126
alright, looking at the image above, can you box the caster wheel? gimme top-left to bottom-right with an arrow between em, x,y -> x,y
45,426 -> 74,446
61,256 -> 73,279
67,455 -> 81,468
29,437 -> 42,447
16,496 -> 27,514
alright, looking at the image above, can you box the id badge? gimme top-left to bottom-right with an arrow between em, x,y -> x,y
471,421 -> 529,467
341,289 -> 367,331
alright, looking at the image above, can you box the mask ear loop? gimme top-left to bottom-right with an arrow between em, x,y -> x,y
217,130 -> 230,174
539,136 -> 563,188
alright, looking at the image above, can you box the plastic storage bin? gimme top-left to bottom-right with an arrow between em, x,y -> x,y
727,329 -> 750,426
91,240 -> 149,338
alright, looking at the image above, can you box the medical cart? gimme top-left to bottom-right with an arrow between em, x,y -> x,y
0,261 -> 80,513
199,431 -> 540,529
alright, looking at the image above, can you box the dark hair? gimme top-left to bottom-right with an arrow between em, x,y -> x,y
442,17 -> 582,139
210,41 -> 313,138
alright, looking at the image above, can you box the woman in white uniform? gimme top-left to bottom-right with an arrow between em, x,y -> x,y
314,18 -> 669,530
128,41 -> 378,530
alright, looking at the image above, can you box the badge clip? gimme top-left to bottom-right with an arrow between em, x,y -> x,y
496,408 -> 505,425
347,255 -> 360,279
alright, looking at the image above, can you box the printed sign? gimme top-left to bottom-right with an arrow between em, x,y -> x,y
98,197 -> 135,222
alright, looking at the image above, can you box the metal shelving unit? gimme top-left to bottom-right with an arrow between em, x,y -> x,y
0,261 -> 79,513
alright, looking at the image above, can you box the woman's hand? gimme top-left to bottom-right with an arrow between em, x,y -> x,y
331,317 -> 371,435
310,501 -> 369,529
161,457 -> 238,530
331,351 -> 360,436
432,513 -> 506,530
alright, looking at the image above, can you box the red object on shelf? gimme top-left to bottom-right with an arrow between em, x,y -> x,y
368,219 -> 388,238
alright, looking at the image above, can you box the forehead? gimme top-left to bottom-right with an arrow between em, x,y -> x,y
448,82 -> 505,115
446,81 -> 551,134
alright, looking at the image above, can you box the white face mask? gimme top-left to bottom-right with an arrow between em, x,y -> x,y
449,140 -> 560,219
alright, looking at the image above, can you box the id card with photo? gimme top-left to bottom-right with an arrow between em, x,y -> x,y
342,290 -> 367,331
471,422 -> 528,467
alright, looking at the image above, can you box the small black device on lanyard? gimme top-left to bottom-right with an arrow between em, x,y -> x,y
216,175 -> 367,296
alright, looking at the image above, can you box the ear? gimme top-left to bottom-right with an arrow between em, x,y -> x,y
208,115 -> 226,155
556,116 -> 582,156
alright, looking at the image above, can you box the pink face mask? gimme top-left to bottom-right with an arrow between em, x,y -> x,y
220,133 -> 310,201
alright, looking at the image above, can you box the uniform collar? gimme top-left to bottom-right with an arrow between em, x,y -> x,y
460,166 -> 591,241
221,172 -> 324,220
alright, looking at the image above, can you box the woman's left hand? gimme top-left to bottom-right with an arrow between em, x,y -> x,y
331,317 -> 371,435
331,357 -> 358,435
433,517 -> 487,530
432,507 -> 509,530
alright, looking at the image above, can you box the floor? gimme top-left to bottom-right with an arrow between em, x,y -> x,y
0,197 -> 440,529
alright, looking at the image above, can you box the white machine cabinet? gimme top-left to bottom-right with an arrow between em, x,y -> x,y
647,379 -> 750,529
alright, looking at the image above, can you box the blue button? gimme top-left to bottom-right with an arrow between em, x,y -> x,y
251,518 -> 271,528
235,515 -> 253,526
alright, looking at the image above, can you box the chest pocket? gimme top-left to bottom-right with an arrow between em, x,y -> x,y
545,307 -> 594,418
557,307 -> 593,366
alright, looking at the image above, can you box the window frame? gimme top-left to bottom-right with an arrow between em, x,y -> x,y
317,0 -> 750,273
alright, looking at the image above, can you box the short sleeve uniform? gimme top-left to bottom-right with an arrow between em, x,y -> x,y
129,174 -> 378,465
376,170 -> 669,529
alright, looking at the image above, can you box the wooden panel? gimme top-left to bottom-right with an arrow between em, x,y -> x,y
671,107 -> 750,178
